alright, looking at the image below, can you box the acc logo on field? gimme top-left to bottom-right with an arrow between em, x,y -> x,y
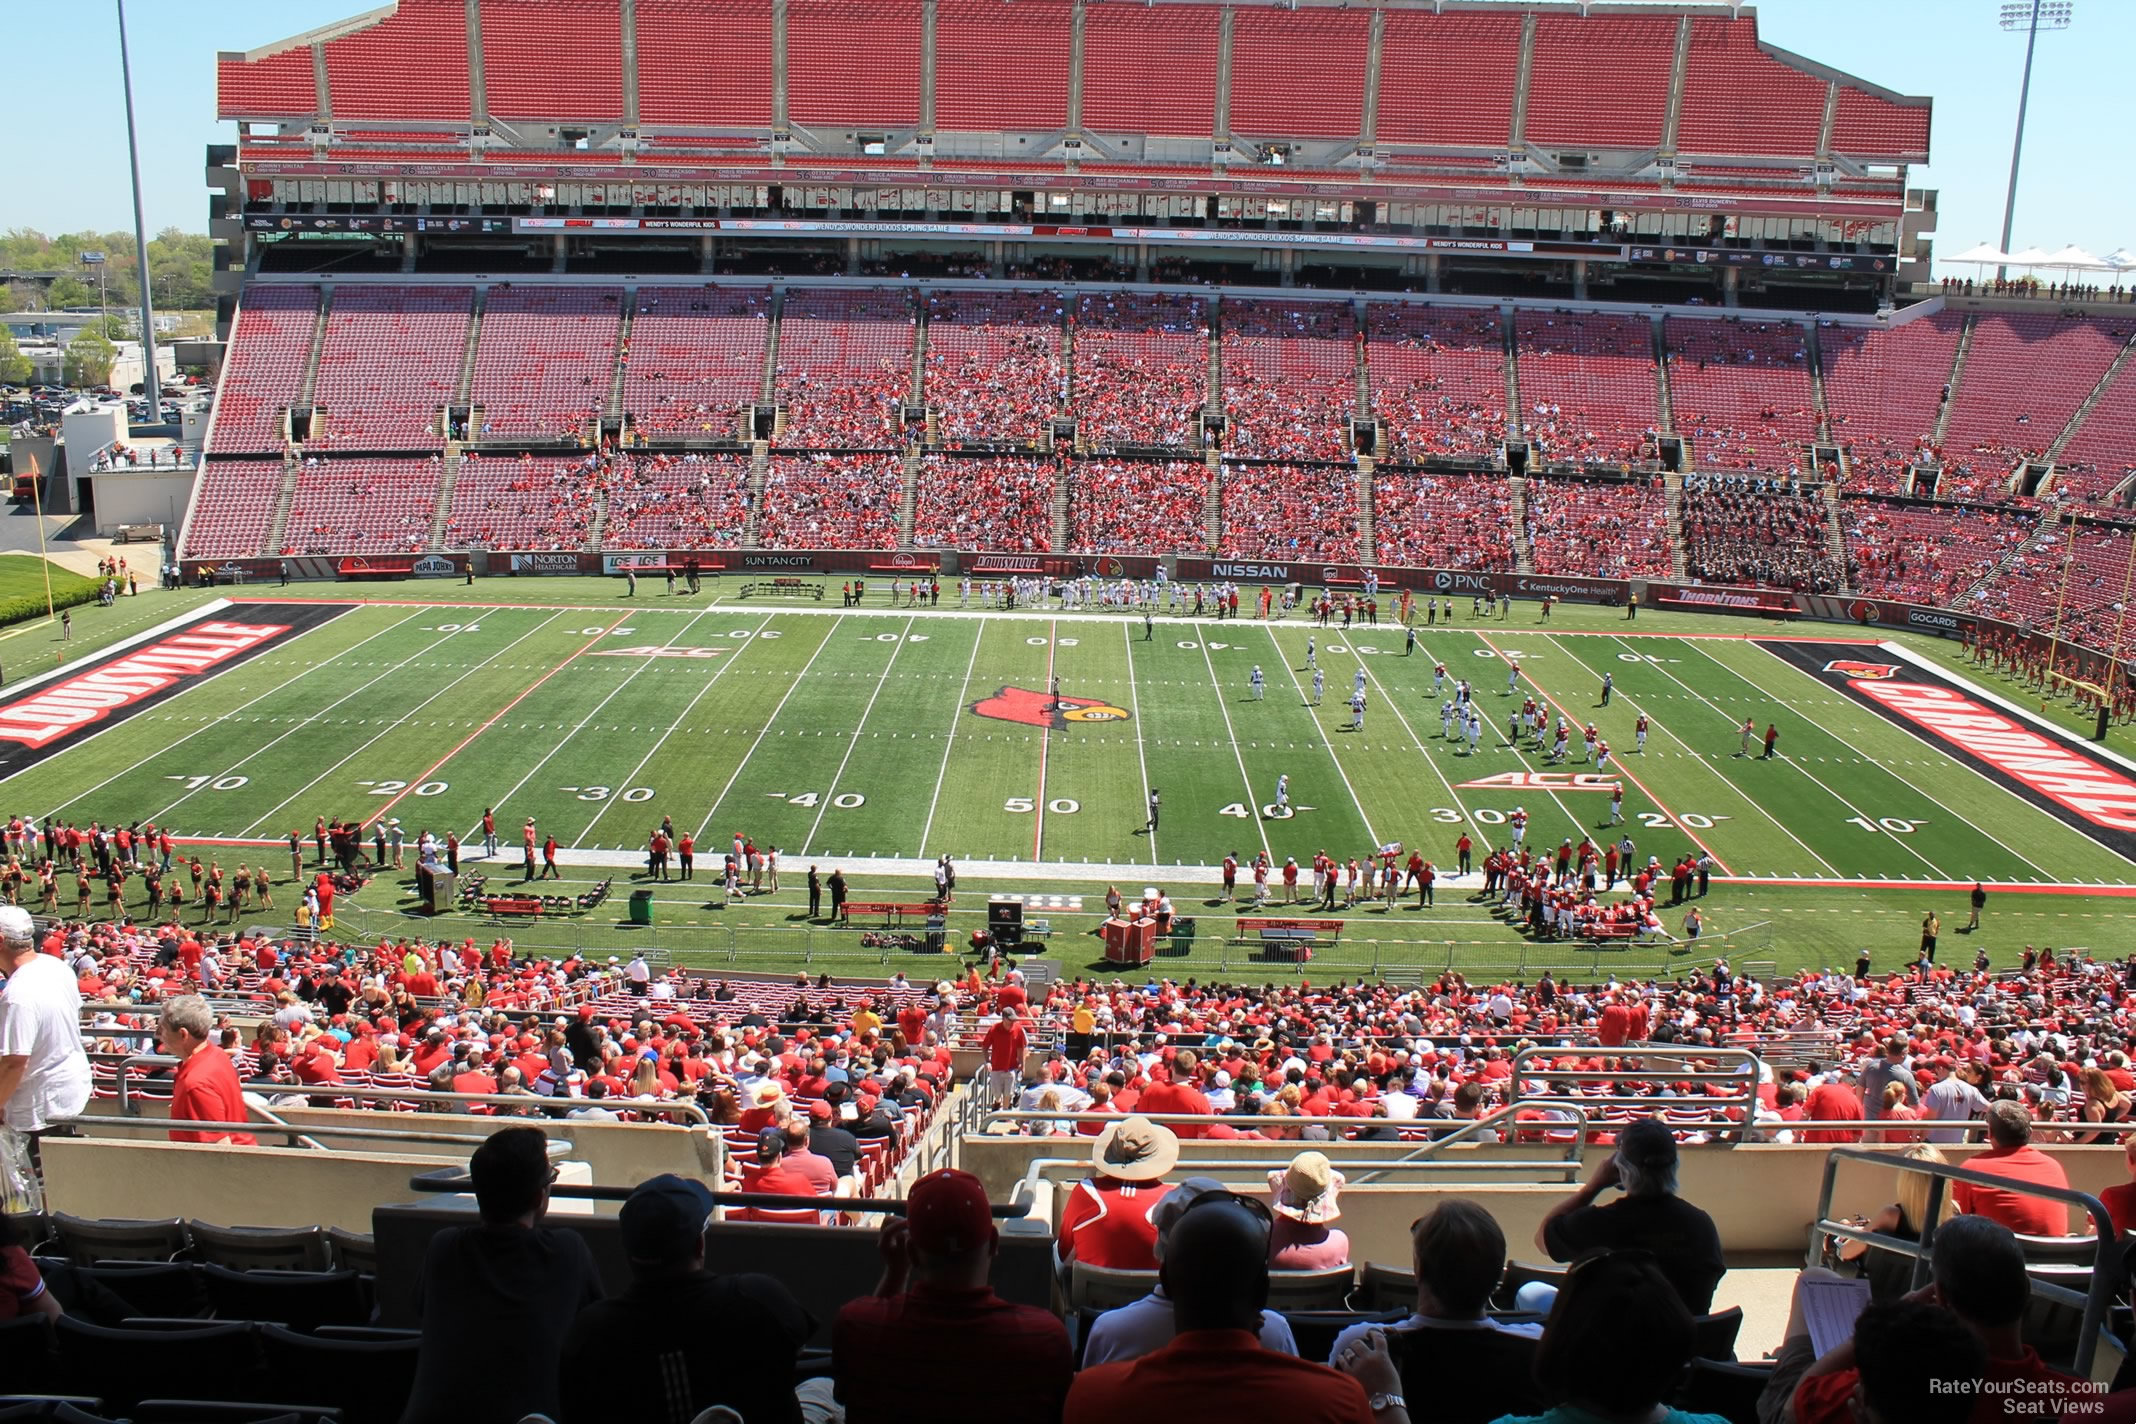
1457,771 -> 1620,792
970,686 -> 1132,730
592,646 -> 728,660
1823,660 -> 1900,680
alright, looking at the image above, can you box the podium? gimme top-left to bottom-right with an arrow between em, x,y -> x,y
419,867 -> 456,914
1102,916 -> 1157,967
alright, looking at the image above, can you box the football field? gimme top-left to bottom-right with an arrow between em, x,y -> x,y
4,592 -> 2133,898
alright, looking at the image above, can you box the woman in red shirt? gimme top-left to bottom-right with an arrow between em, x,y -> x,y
159,995 -> 257,1146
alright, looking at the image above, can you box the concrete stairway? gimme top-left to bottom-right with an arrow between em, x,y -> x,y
427,449 -> 462,550
1819,483 -> 1849,592
1507,475 -> 1534,573
1664,471 -> 1688,578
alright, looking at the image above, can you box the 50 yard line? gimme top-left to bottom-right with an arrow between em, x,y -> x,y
1122,619 -> 1158,864
1034,618 -> 1058,861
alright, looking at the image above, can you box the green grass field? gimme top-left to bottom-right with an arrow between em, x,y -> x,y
4,581 -> 2133,981
0,554 -> 98,612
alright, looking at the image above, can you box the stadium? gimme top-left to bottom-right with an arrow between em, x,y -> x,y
4,1 -> 2136,1420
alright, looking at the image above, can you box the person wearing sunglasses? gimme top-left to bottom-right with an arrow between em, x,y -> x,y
1067,1192 -> 1409,1424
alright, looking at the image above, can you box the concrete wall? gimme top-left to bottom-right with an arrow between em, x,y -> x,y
966,1138 -> 2133,1267
40,1138 -> 482,1233
89,467 -> 196,535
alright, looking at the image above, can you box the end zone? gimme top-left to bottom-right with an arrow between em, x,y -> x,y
1761,639 -> 2136,866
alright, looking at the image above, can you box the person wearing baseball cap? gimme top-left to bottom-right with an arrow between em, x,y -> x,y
0,904 -> 92,1139
834,1169 -> 1070,1424
558,1173 -> 815,1424
1532,1115 -> 1725,1316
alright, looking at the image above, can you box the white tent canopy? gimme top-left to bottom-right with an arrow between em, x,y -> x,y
2043,245 -> 2107,270
2006,246 -> 2054,267
2105,249 -> 2136,272
1946,241 -> 2009,265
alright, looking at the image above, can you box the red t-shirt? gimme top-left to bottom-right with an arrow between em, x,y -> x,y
1057,1178 -> 1172,1269
981,1020 -> 1027,1072
1801,1083 -> 1865,1144
1952,1145 -> 2073,1236
1066,1328 -> 1373,1424
170,1050 -> 257,1146
1136,1078 -> 1212,1139
2100,1181 -> 2136,1240
0,1247 -> 45,1321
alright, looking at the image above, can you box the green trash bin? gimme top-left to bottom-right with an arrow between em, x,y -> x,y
628,889 -> 655,926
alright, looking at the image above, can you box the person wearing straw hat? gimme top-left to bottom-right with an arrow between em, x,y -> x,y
1057,1115 -> 1179,1272
1267,1151 -> 1349,1269
1083,1177 -> 1300,1366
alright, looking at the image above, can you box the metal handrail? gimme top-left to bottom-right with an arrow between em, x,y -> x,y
1812,1145 -> 2123,1376
57,1113 -> 570,1155
109,1053 -> 711,1124
406,1172 -> 1032,1218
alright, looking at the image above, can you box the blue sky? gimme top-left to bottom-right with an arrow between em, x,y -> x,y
4,1 -> 2129,272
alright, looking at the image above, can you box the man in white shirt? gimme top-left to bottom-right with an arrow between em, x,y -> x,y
0,906 -> 93,1139
1081,1177 -> 1298,1366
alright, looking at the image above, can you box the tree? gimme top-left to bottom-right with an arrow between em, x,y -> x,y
46,276 -> 93,310
0,329 -> 28,386
63,330 -> 116,388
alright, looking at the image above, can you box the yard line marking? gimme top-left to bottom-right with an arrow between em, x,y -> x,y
568,614 -> 777,849
1353,632 -> 1499,843
1194,622 -> 1273,862
1736,639 -> 2063,880
454,605 -> 724,844
355,612 -> 626,830
1260,625 -> 1378,847
34,604 -> 416,823
1644,639 -> 1947,879
141,609 -> 464,828
236,610 -> 574,836
1547,635 -> 1838,877
1122,620 -> 1159,865
1475,630 -> 1734,875
917,619 -> 989,858
693,616 -> 846,841
1035,619 -> 1059,861
802,617 -> 914,856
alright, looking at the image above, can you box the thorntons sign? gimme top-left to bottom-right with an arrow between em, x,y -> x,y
0,620 -> 289,748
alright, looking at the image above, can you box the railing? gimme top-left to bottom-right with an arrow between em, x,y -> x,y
56,1111 -> 571,1157
1510,1044 -> 1761,1140
406,1171 -> 1033,1219
108,1052 -> 713,1125
1812,1145 -> 2125,1377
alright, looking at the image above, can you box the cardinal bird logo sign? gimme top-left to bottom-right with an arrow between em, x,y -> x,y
970,686 -> 1132,729
1823,660 -> 1901,681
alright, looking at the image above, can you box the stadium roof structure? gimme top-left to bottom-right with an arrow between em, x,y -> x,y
216,0 -> 1929,218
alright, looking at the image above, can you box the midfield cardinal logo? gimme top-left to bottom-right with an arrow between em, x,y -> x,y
969,686 -> 1132,729
1823,660 -> 1900,681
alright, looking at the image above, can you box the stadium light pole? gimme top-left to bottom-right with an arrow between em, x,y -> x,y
1995,0 -> 2073,284
116,0 -> 162,415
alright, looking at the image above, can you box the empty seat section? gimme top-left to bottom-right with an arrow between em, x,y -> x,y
1376,12 -> 1519,147
1081,6 -> 1218,137
1841,498 -> 2036,607
310,286 -> 471,450
935,0 -> 1071,132
1524,476 -> 1671,578
1221,299 -> 1355,462
620,286 -> 770,437
323,0 -> 470,121
1666,318 -> 1815,474
444,451 -> 600,550
1676,16 -> 1825,158
2056,360 -> 2136,503
216,49 -> 318,117
757,454 -> 902,549
788,0 -> 922,129
603,453 -> 753,549
923,290 -> 1064,445
1068,460 -> 1210,556
278,457 -> 441,556
1366,305 -> 1507,462
1218,463 -> 1359,561
1820,316 -> 1963,494
1679,476 -> 1841,591
482,0 -> 625,120
468,286 -> 623,439
912,454 -> 1055,552
1830,88 -> 1932,163
1072,293 -> 1208,451
1514,311 -> 1659,463
1229,8 -> 1367,139
209,286 -> 318,455
1525,15 -> 1674,149
1970,524 -> 2136,657
1942,315 -> 2128,501
181,461 -> 285,560
776,290 -> 914,447
635,0 -> 772,125
1370,471 -> 1516,570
